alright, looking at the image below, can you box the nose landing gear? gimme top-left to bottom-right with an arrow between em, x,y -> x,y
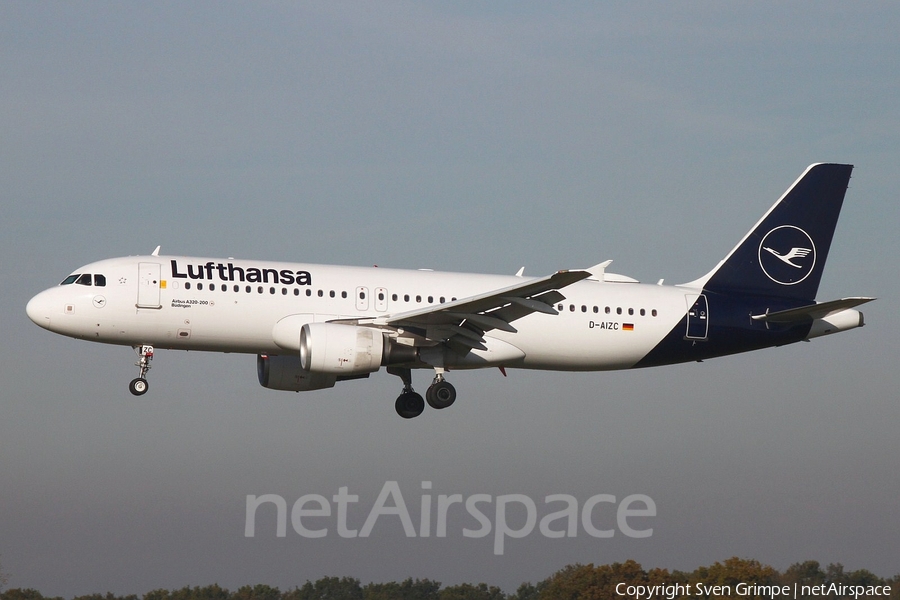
129,345 -> 154,396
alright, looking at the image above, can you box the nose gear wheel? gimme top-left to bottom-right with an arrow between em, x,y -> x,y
129,345 -> 154,396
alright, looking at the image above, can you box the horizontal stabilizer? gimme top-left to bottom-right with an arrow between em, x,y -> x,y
751,297 -> 876,323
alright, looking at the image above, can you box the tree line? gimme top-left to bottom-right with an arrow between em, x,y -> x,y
1,558 -> 898,600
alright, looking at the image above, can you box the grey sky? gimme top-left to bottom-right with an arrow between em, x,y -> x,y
1,1 -> 898,596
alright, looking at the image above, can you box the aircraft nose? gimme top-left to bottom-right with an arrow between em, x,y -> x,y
26,290 -> 53,329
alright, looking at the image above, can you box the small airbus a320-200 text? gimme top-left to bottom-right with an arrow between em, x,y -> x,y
27,164 -> 873,418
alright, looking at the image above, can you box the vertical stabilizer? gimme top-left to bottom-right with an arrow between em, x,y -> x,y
693,163 -> 853,302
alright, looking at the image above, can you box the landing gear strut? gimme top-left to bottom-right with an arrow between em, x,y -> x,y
389,367 -> 424,419
129,345 -> 154,396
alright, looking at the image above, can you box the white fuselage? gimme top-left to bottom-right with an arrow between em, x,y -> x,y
26,254 -> 691,372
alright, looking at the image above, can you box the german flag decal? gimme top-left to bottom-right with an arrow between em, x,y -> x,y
622,323 -> 634,331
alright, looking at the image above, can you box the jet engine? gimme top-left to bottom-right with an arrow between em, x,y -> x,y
300,322 -> 386,375
257,354 -> 337,392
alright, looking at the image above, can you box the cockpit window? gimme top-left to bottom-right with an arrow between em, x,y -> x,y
60,273 -> 107,286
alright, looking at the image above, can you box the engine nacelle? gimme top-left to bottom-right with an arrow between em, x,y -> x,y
257,354 -> 337,392
300,322 -> 386,375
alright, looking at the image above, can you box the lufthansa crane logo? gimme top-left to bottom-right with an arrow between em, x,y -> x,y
758,225 -> 816,285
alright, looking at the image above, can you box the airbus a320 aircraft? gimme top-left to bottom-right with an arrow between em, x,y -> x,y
27,164 -> 873,418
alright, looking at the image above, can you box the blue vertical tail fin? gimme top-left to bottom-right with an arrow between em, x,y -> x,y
693,163 -> 853,302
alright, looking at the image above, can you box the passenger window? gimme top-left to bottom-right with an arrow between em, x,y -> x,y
186,282 -> 192,290
76,274 -> 92,286
94,274 -> 106,287
198,283 -> 204,290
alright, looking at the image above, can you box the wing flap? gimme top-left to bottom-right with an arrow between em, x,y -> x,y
445,311 -> 518,333
428,324 -> 485,343
501,295 -> 558,315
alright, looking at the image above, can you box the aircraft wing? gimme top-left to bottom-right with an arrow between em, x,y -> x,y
361,270 -> 591,350
751,297 -> 876,323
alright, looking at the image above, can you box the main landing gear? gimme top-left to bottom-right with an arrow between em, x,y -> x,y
129,345 -> 154,396
426,371 -> 457,409
389,367 -> 457,419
